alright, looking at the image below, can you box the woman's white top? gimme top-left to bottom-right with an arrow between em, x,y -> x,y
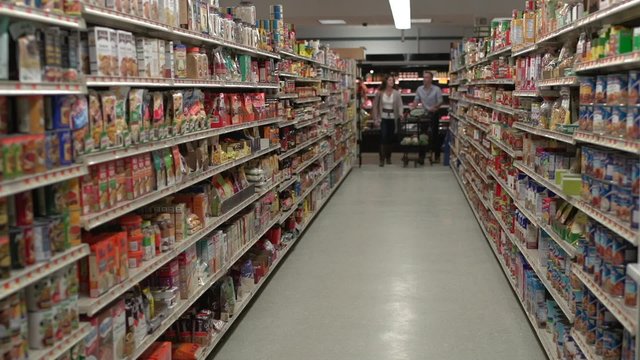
381,92 -> 395,119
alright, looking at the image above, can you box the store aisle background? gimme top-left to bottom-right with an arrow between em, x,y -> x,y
212,166 -> 546,360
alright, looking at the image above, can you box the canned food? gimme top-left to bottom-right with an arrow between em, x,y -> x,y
32,220 -> 51,263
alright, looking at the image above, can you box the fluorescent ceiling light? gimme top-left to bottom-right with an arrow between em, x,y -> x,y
318,19 -> 346,25
411,18 -> 432,23
389,0 -> 411,29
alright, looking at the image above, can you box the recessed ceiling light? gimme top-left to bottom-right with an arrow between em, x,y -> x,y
318,19 -> 347,25
389,0 -> 411,30
411,18 -> 432,23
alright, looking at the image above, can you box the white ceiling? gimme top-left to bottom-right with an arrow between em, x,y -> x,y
222,0 -> 521,28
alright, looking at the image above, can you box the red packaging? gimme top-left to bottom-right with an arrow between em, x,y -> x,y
242,94 -> 255,122
141,341 -> 172,360
229,94 -> 242,124
14,191 -> 34,226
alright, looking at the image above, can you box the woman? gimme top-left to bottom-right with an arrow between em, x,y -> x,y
372,75 -> 403,167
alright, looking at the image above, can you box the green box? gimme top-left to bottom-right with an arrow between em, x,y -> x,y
634,27 -> 640,52
562,175 -> 582,196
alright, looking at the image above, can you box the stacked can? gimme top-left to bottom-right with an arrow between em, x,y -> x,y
270,5 -> 283,49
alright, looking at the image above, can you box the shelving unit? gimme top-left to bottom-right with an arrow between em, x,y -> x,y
0,3 -> 358,359
448,5 -> 640,356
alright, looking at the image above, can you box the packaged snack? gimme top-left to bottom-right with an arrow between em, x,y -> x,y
142,91 -> 152,141
152,92 -> 164,138
88,27 -> 113,76
23,134 -> 45,174
71,95 -> 89,157
101,92 -> 117,148
114,87 -> 129,147
170,92 -> 183,135
593,104 -> 610,135
89,91 -> 104,149
174,44 -> 187,79
128,89 -> 144,144
58,130 -> 73,166
51,95 -> 72,130
17,96 -> 45,134
41,27 -> 62,82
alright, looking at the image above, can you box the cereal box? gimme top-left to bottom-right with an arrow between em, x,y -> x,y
135,37 -> 152,78
88,27 -> 112,76
116,31 -> 137,77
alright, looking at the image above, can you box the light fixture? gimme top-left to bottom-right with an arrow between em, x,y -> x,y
389,0 -> 411,30
369,70 -> 374,74
411,18 -> 432,23
318,19 -> 347,25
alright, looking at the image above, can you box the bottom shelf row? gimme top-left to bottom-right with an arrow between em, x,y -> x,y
450,164 -> 637,360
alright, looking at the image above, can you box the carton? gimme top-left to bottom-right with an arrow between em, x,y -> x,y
116,31 -> 137,77
88,27 -> 112,76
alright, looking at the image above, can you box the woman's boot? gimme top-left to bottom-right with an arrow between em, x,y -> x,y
385,147 -> 392,165
379,145 -> 385,167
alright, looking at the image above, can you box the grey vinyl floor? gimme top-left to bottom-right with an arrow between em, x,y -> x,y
211,165 -> 546,360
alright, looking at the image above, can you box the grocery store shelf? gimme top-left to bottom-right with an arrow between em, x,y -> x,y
0,81 -> 86,95
571,328 -> 601,360
83,4 -> 280,59
277,72 -> 301,78
278,176 -> 298,191
536,77 -> 579,88
538,221 -> 578,258
512,43 -> 538,57
466,136 -> 492,159
293,96 -> 322,104
514,161 -> 638,245
279,50 -> 323,64
513,90 -> 539,97
575,51 -> 640,74
627,263 -> 640,284
86,75 -> 279,89
82,117 -> 283,165
466,79 -> 515,86
513,122 -> 575,144
81,145 -> 280,230
295,117 -> 323,129
464,154 -> 490,183
571,198 -> 638,246
268,93 -> 299,100
295,150 -> 329,175
487,168 -> 517,199
0,244 -> 90,298
0,2 -> 85,28
278,134 -> 325,160
30,323 -> 91,360
572,264 -> 637,334
488,136 -> 523,158
295,78 -> 322,83
536,0 -> 640,45
0,164 -> 88,198
573,130 -> 640,155
464,116 -> 490,132
78,191 -> 263,316
461,97 -> 518,115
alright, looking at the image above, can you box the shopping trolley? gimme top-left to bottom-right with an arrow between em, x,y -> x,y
396,108 -> 436,167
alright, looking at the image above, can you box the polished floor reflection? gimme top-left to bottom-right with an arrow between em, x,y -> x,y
212,165 -> 546,360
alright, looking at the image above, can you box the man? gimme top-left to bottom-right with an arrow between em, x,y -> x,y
412,71 -> 444,163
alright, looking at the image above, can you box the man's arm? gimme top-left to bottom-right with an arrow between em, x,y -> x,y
430,87 -> 443,112
412,87 -> 422,108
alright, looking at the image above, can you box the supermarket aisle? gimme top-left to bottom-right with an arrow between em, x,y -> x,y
212,166 -> 546,360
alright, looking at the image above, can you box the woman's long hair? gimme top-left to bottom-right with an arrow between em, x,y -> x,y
378,75 -> 395,92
